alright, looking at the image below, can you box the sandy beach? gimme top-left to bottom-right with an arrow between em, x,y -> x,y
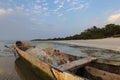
50,38 -> 120,52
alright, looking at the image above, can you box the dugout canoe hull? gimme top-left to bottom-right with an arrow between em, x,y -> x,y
14,41 -> 120,80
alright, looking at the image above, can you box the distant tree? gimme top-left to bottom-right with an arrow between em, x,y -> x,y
104,24 -> 120,37
78,26 -> 105,39
48,24 -> 120,40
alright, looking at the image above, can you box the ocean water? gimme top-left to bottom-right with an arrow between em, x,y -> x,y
0,41 -> 120,80
34,41 -> 120,61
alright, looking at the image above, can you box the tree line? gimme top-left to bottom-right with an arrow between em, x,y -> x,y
49,24 -> 120,40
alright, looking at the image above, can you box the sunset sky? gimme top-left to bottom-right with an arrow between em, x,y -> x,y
0,0 -> 120,40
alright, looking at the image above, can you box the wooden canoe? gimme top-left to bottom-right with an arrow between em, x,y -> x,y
14,41 -> 120,80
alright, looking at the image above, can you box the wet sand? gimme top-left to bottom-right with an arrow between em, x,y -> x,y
50,38 -> 120,52
0,57 -> 20,80
0,41 -> 20,80
0,56 -> 44,80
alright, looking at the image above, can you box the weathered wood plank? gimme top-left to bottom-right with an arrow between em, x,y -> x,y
57,57 -> 97,71
52,68 -> 85,80
86,66 -> 120,80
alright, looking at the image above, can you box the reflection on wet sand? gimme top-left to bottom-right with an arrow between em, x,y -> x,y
0,68 -> 2,74
15,58 -> 51,80
0,57 -> 19,80
15,58 -> 41,80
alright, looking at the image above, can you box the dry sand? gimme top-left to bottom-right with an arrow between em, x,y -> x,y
51,38 -> 120,52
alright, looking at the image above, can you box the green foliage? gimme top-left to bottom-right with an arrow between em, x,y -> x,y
78,26 -> 105,39
48,24 -> 120,40
104,24 -> 120,37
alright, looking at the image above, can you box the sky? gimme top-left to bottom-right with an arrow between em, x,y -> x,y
0,0 -> 120,40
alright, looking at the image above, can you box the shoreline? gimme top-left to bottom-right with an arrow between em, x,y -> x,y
47,38 -> 120,52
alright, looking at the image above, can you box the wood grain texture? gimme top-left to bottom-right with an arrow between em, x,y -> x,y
57,57 -> 97,71
86,66 -> 120,80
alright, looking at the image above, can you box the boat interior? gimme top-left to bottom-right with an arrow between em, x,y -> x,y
16,41 -> 80,65
16,41 -> 34,51
64,59 -> 120,80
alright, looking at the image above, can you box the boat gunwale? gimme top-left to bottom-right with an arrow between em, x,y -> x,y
14,43 -> 56,80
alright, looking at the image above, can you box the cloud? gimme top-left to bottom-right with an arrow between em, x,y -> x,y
0,0 -> 89,17
34,5 -> 41,10
67,6 -> 84,11
0,9 -> 48,40
52,1 -> 64,12
7,8 -> 13,12
0,0 -> 91,40
44,12 -> 50,16
36,0 -> 42,3
108,13 -> 120,23
43,7 -> 48,11
16,6 -> 24,11
67,0 -> 71,3
36,0 -> 46,3
67,1 -> 88,11
57,13 -> 63,16
42,3 -> 48,6
33,10 -> 41,14
0,9 -> 6,15
0,8 -> 13,15
9,0 -> 13,2
54,0 -> 60,4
